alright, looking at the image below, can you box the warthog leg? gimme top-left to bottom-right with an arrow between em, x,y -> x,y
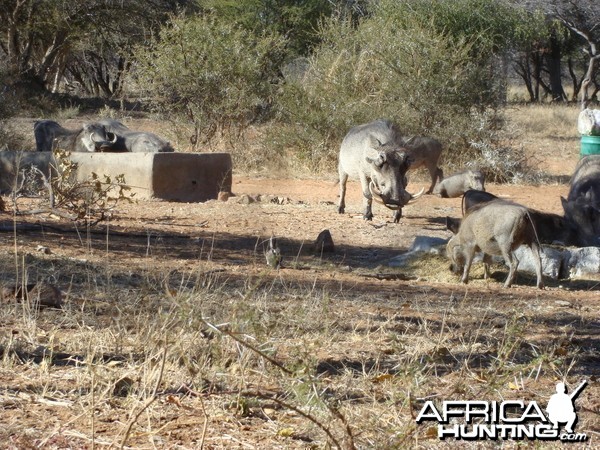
427,167 -> 444,194
502,249 -> 518,288
461,245 -> 476,284
530,242 -> 544,289
338,171 -> 348,214
361,175 -> 374,220
481,253 -> 497,279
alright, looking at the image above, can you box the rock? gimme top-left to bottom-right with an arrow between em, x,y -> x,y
36,245 -> 52,254
513,245 -> 568,280
314,229 -> 335,253
554,300 -> 572,308
388,236 -> 447,267
113,376 -> 135,397
257,194 -> 277,203
272,196 -> 292,205
577,108 -> 600,136
235,194 -> 257,205
218,191 -> 231,202
264,236 -> 282,269
566,246 -> 600,278
1,282 -> 63,308
408,236 -> 448,254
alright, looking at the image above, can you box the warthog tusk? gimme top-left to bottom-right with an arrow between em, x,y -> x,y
369,180 -> 382,198
108,132 -> 117,143
407,187 -> 425,203
369,181 -> 402,210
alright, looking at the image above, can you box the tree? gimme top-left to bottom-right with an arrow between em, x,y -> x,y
195,0 -> 344,57
511,15 -> 568,103
0,0 -> 189,96
515,0 -> 599,105
133,14 -> 286,146
275,0 -> 533,174
250,0 -> 333,56
552,0 -> 600,108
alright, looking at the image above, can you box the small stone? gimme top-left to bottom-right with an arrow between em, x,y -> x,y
36,245 -> 52,254
217,191 -> 231,202
314,229 -> 335,253
554,300 -> 572,308
1,282 -> 63,308
236,194 -> 257,205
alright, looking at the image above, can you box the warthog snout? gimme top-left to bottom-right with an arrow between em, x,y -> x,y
369,181 -> 424,210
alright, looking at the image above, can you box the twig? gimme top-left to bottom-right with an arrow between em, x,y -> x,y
203,320 -> 293,376
314,383 -> 356,450
198,395 -> 209,450
30,166 -> 55,208
245,390 -> 345,450
202,319 -> 356,449
118,345 -> 168,450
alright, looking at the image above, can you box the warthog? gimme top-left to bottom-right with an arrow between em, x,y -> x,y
402,136 -> 444,194
338,119 -> 424,222
433,169 -> 485,198
34,120 -> 118,152
98,119 -> 174,153
561,155 -> 600,246
447,190 -> 580,246
447,201 -> 544,289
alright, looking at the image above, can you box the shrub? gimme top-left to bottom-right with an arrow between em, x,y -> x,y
272,0 -> 532,179
133,14 -> 286,149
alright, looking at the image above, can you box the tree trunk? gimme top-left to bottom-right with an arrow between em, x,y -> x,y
567,57 -> 582,102
581,54 -> 600,109
546,33 -> 566,102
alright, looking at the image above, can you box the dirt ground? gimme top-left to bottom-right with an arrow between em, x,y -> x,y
0,117 -> 599,448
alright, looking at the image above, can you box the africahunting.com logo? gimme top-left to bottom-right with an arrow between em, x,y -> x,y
416,380 -> 589,442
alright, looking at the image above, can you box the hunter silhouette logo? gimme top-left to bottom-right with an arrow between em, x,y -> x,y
416,379 -> 589,442
547,380 -> 587,434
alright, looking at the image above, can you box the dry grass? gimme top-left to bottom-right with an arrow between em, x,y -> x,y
1,210 -> 598,449
0,105 -> 598,448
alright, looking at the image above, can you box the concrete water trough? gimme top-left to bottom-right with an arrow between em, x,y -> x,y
0,151 -> 232,202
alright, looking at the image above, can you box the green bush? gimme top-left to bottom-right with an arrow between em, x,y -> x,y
272,0 -> 533,179
133,14 -> 286,148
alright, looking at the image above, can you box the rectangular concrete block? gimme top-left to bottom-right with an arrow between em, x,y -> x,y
0,151 -> 232,202
68,152 -> 232,202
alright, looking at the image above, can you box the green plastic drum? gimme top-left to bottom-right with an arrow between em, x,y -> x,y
581,135 -> 600,156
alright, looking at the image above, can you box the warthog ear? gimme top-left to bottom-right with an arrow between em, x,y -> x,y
398,151 -> 412,167
365,151 -> 386,168
560,196 -> 568,213
446,216 -> 461,234
368,135 -> 384,150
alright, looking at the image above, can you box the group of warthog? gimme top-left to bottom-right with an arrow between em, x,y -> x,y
337,119 -> 600,289
33,118 -> 174,153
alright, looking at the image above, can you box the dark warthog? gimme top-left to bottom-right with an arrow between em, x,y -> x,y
447,201 -> 544,289
561,155 -> 600,246
98,119 -> 174,153
446,190 -> 580,246
34,120 -> 118,152
338,119 -> 424,222
402,136 -> 444,194
433,169 -> 485,198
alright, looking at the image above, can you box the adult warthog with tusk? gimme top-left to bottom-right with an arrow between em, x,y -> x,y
337,119 -> 424,222
34,120 -> 119,153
